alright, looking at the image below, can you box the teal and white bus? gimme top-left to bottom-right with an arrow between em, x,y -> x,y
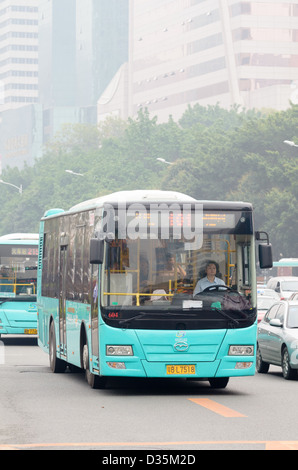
0,233 -> 39,337
37,190 -> 272,389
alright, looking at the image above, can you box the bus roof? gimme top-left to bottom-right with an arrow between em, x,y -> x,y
42,190 -> 253,219
273,258 -> 298,267
68,190 -> 196,213
0,233 -> 39,241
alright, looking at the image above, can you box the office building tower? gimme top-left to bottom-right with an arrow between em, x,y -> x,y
0,0 -> 41,171
39,0 -> 129,140
132,0 -> 298,121
0,0 -> 130,169
99,0 -> 298,123
76,0 -> 129,107
0,0 -> 39,113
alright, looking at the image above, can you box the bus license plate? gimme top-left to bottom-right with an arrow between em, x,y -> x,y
24,329 -> 37,335
166,365 -> 195,375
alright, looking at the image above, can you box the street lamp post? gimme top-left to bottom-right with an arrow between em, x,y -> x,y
156,158 -> 173,165
0,179 -> 22,194
284,140 -> 298,148
65,170 -> 84,176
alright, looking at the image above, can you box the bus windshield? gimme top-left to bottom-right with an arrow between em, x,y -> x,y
100,208 -> 256,329
0,244 -> 38,299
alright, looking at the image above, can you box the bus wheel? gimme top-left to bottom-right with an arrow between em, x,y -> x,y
209,377 -> 229,389
49,322 -> 66,373
82,344 -> 106,389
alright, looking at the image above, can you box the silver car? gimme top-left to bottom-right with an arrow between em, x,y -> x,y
257,300 -> 298,380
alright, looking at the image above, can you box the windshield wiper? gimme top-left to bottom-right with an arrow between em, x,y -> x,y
0,297 -> 13,303
119,312 -> 148,325
210,307 -> 240,327
118,309 -> 192,325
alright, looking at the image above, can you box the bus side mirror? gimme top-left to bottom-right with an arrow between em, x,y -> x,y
90,238 -> 104,264
259,244 -> 273,269
256,231 -> 273,269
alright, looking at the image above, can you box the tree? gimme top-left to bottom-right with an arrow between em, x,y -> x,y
1,103 -> 298,260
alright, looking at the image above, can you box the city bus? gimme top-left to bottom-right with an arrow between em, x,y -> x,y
0,233 -> 39,337
273,258 -> 298,277
37,190 -> 272,389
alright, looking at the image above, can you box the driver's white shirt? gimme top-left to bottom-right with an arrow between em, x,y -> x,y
193,276 -> 225,297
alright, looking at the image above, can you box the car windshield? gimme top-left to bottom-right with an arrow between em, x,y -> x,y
257,297 -> 276,310
281,281 -> 298,291
287,306 -> 298,328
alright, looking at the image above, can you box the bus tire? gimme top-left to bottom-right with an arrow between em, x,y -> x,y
49,321 -> 66,374
82,343 -> 106,389
209,377 -> 229,389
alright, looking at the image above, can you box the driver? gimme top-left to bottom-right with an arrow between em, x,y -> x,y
193,260 -> 225,296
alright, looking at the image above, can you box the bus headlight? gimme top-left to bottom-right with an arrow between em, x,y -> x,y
106,345 -> 133,356
229,345 -> 254,356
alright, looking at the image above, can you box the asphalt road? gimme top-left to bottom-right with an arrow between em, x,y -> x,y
0,335 -> 298,451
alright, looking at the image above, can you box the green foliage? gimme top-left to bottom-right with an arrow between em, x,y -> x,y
1,104 -> 298,259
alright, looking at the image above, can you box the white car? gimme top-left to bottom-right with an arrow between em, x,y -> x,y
257,287 -> 280,299
266,277 -> 298,299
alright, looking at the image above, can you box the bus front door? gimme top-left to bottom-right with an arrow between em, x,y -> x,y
59,246 -> 67,357
91,265 -> 99,360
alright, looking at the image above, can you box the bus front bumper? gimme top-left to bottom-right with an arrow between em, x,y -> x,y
101,357 -> 255,378
0,311 -> 37,336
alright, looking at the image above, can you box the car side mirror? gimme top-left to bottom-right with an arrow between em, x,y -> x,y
269,318 -> 282,328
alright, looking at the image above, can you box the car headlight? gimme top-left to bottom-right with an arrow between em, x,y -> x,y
106,345 -> 133,356
229,345 -> 254,356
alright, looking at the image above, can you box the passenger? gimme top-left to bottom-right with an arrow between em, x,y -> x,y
158,253 -> 186,283
138,256 -> 151,305
139,256 -> 150,289
193,260 -> 225,296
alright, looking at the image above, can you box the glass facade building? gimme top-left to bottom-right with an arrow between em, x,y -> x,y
39,0 -> 129,110
129,0 -> 298,121
76,0 -> 129,107
38,0 -> 76,108
0,0 -> 129,168
39,0 -> 128,142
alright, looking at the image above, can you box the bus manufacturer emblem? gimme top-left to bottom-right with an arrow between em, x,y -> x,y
174,331 -> 189,352
174,341 -> 189,352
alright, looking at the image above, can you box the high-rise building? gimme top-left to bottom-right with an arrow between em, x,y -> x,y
76,0 -> 129,107
132,0 -> 298,121
99,0 -> 298,123
0,0 -> 40,171
38,0 -> 76,109
39,0 -> 129,141
0,0 -> 39,113
0,0 -> 129,169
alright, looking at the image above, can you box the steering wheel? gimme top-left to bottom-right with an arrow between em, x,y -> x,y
202,285 -> 232,292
